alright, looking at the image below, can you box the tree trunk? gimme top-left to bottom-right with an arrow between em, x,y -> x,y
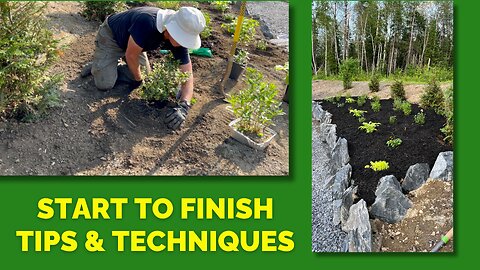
324,28 -> 328,76
333,2 -> 340,68
406,11 -> 415,69
343,1 -> 349,60
420,25 -> 428,67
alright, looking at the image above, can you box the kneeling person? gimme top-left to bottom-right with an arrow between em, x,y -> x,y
87,6 -> 205,130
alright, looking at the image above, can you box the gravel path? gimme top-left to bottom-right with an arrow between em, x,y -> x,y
246,1 -> 289,48
312,120 -> 347,252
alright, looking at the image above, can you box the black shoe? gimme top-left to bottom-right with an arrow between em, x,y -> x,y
80,62 -> 93,78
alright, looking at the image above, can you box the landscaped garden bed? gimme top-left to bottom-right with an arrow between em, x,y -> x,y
319,98 -> 452,205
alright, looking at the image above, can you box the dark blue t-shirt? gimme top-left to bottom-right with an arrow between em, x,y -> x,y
108,7 -> 190,65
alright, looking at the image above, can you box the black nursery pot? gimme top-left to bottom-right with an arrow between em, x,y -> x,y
229,62 -> 245,81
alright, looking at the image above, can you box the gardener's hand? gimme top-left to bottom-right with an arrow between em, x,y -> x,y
165,100 -> 191,130
129,79 -> 143,90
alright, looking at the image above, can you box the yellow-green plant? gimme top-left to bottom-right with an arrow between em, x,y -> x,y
359,121 -> 380,133
365,161 -> 390,171
226,68 -> 284,137
349,109 -> 367,118
140,54 -> 190,102
345,97 -> 355,104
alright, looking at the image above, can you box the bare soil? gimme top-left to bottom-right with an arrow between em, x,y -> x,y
0,2 -> 289,176
373,180 -> 453,252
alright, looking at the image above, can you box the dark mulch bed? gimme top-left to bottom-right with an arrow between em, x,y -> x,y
320,98 -> 453,205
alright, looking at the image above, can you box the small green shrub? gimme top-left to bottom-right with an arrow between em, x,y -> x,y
233,49 -> 249,66
370,95 -> 380,103
334,94 -> 342,104
365,161 -> 389,171
140,54 -> 190,102
256,40 -> 268,51
359,121 -> 380,133
153,1 -> 180,10
82,1 -> 127,21
223,13 -> 235,22
226,68 -> 284,137
0,2 -> 62,119
211,1 -> 230,13
358,116 -> 366,123
441,86 -> 454,144
357,95 -> 367,107
345,97 -> 355,104
200,12 -> 212,39
401,101 -> 412,116
391,79 -> 405,100
369,74 -> 380,92
340,58 -> 360,90
393,97 -> 403,111
389,115 -> 397,125
414,110 -> 426,125
221,17 -> 259,46
371,100 -> 381,112
386,137 -> 402,148
274,62 -> 289,85
420,80 -> 444,113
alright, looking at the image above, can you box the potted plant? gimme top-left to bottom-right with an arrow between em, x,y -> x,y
226,68 -> 285,150
229,48 -> 249,80
275,62 -> 289,103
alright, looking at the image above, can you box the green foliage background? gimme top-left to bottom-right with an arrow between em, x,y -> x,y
0,0 -> 476,269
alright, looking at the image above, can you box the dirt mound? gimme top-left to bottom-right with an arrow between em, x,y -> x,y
0,2 -> 289,176
373,179 -> 453,252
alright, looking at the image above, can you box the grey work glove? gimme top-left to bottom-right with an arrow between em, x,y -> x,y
165,100 -> 190,130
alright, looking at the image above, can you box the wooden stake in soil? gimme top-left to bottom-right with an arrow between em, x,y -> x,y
219,1 -> 247,96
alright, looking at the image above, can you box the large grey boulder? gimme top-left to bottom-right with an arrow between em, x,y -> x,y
343,200 -> 372,252
402,163 -> 430,192
319,123 -> 337,150
375,175 -> 401,196
331,164 -> 352,200
312,102 -> 332,123
370,175 -> 412,224
331,138 -> 349,170
429,151 -> 454,181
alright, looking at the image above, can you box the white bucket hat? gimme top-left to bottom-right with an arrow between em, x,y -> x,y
165,7 -> 206,49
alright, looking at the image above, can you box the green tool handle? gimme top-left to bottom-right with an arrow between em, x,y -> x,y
430,228 -> 453,252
